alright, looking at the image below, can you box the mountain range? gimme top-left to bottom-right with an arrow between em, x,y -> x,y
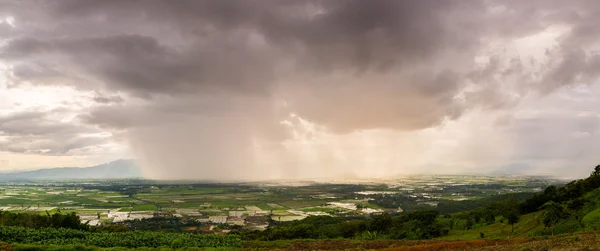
0,159 -> 142,180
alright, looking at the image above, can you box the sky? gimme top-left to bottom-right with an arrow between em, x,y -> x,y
0,0 -> 599,180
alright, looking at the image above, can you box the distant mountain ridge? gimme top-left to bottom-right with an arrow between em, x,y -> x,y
0,159 -> 142,180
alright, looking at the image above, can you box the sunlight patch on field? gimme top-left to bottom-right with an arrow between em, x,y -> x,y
327,202 -> 357,210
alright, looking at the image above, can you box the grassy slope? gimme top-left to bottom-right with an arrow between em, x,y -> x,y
582,187 -> 600,226
439,186 -> 600,242
439,212 -> 546,241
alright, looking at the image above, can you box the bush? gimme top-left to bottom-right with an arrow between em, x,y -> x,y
551,220 -> 581,235
361,231 -> 380,240
170,238 -> 184,249
11,244 -> 98,251
0,226 -> 243,248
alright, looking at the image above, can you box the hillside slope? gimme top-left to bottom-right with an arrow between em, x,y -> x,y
439,211 -> 545,241
440,167 -> 600,241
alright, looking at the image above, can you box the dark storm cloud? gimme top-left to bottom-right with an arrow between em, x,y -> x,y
1,0 -> 596,132
3,2 -> 476,80
2,0 -> 600,179
2,34 -> 278,94
1,0 -> 490,133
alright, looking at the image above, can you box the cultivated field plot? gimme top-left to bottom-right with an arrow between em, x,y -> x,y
0,176 -> 563,226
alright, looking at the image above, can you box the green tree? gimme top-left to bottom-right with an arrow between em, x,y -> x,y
448,217 -> 456,230
506,212 -> 519,233
540,201 -> 566,236
592,164 -> 600,176
471,212 -> 482,223
484,213 -> 495,224
368,213 -> 392,233
501,198 -> 520,233
464,217 -> 474,230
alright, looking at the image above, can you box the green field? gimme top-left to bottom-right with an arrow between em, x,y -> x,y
6,173 -> 600,251
0,176 -> 564,228
132,204 -> 158,211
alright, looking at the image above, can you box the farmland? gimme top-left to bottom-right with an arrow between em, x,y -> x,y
10,173 -> 600,251
0,175 -> 562,229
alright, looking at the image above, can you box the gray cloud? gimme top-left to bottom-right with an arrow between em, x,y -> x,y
1,0 -> 600,179
0,109 -> 110,155
2,1 -> 597,131
1,1 -> 481,133
92,94 -> 124,104
0,21 -> 12,38
0,110 -> 87,135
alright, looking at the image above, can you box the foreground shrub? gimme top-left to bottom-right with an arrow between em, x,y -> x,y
0,226 -> 242,248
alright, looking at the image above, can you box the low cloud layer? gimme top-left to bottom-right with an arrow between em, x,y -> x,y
0,0 -> 599,179
0,109 -> 112,155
